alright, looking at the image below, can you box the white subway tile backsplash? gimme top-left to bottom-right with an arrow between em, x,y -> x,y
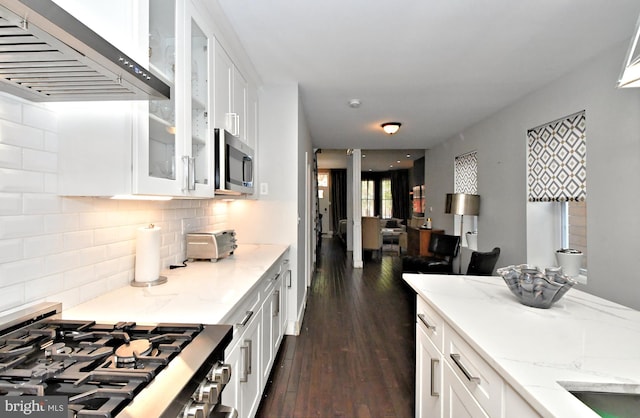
63,230 -> 94,251
24,234 -> 63,258
44,213 -> 80,234
0,119 -> 45,150
63,265 -> 96,289
0,168 -> 43,193
0,239 -> 22,263
25,273 -> 64,300
23,148 -> 57,172
44,132 -> 59,153
45,251 -> 81,276
44,173 -> 57,194
0,283 -> 24,312
0,93 -> 23,123
0,214 -> 44,238
0,193 -> 21,215
0,144 -> 21,169
79,278 -> 109,303
1,257 -> 45,285
23,194 -> 62,214
23,103 -> 57,132
0,92 -> 230,311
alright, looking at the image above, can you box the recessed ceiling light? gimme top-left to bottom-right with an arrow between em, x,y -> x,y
406,154 -> 411,158
348,99 -> 361,108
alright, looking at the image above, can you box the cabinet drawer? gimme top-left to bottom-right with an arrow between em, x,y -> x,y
224,290 -> 261,341
417,296 -> 445,351
444,326 -> 503,417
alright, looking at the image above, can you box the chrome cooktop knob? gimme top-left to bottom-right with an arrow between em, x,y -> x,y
209,362 -> 231,385
194,381 -> 222,404
182,400 -> 209,418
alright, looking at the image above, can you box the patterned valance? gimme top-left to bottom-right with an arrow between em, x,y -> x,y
454,151 -> 478,194
527,111 -> 586,202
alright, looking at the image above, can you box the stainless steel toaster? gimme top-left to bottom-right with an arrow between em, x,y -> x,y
186,230 -> 237,262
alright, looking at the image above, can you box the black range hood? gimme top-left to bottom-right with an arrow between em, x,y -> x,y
0,0 -> 170,101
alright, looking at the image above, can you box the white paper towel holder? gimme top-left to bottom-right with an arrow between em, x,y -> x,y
131,223 -> 168,287
131,275 -> 167,287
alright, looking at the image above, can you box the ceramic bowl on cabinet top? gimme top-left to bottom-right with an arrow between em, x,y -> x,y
496,264 -> 577,309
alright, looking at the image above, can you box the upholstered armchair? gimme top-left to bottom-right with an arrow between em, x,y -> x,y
362,216 -> 383,258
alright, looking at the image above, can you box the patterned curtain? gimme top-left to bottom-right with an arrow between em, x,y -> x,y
527,111 -> 586,202
455,151 -> 478,194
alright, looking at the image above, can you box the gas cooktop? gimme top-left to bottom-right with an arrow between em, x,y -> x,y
0,303 -> 234,418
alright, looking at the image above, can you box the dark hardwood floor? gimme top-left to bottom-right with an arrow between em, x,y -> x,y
256,237 -> 416,418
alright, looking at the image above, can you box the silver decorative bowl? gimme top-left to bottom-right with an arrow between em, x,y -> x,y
496,264 -> 577,309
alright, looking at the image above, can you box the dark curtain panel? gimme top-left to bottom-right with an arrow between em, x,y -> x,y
330,169 -> 347,232
390,169 -> 410,221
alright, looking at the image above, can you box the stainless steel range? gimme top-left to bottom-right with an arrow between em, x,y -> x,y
0,302 -> 236,418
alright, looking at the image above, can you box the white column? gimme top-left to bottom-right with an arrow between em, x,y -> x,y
351,149 -> 363,268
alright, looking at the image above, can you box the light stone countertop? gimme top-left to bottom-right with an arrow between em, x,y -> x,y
403,273 -> 640,418
62,244 -> 289,325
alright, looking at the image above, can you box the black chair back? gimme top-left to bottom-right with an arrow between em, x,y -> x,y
427,233 -> 461,261
467,247 -> 501,276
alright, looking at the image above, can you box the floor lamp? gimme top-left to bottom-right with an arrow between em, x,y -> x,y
445,193 -> 480,274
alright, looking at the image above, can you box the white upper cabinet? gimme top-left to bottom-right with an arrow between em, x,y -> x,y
214,41 -> 248,143
58,0 -> 215,198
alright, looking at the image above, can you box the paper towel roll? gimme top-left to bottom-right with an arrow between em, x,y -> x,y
135,225 -> 161,283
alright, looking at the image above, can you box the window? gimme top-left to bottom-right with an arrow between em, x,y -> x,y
361,179 -> 375,216
381,178 -> 392,218
317,173 -> 328,187
528,110 -> 587,274
562,200 -> 588,271
454,151 -> 478,194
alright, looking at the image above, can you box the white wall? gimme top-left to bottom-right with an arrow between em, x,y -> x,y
0,94 -> 229,315
227,83 -> 308,335
426,41 -> 640,309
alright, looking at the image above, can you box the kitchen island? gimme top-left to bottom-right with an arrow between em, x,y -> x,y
404,273 -> 640,418
63,244 -> 289,324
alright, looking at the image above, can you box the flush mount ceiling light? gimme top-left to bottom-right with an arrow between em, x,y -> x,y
381,122 -> 401,135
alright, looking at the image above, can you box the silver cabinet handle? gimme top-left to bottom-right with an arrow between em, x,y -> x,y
417,313 -> 436,331
239,343 -> 249,383
273,290 -> 280,317
286,270 -> 292,288
188,156 -> 195,190
430,358 -> 439,397
181,156 -> 195,191
236,310 -> 254,327
450,354 -> 481,384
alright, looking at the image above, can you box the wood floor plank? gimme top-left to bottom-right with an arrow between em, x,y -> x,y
256,238 -> 415,418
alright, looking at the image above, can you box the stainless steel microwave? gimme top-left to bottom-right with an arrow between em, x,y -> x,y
214,128 -> 254,195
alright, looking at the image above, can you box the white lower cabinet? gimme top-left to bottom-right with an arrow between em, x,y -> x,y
260,265 -> 284,383
443,360 -> 489,418
416,322 -> 442,417
415,294 -> 540,418
223,252 -> 290,418
223,297 -> 262,418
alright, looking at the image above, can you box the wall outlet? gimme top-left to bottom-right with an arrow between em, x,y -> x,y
260,182 -> 269,195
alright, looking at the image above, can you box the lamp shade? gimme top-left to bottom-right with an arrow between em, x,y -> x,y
381,122 -> 401,135
445,193 -> 480,215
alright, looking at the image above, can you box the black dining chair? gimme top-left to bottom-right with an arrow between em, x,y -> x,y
466,247 -> 501,276
402,233 -> 461,274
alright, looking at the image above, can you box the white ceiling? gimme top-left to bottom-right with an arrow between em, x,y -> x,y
316,149 -> 424,172
216,0 -> 640,152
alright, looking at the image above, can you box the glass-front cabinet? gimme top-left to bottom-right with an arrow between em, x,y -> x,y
139,0 -> 213,197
